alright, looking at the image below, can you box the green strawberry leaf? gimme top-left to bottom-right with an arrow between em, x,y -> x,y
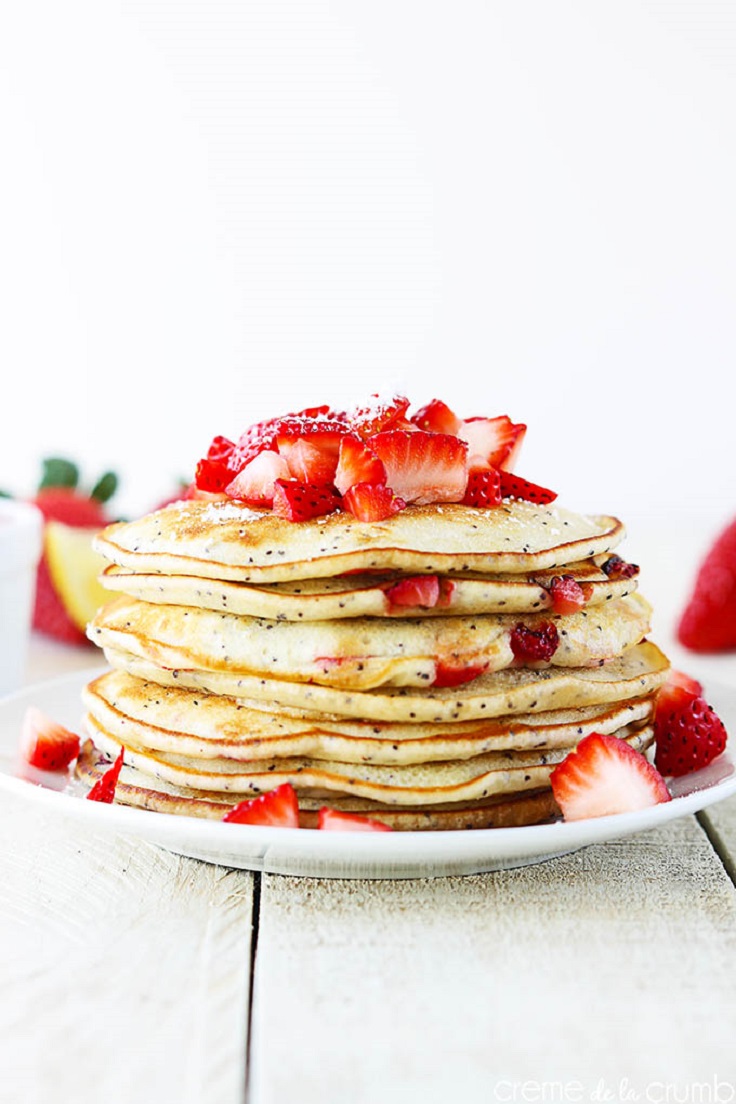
91,471 -> 118,504
39,457 -> 79,491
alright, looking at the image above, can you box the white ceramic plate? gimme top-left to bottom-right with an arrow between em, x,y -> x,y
1,668 -> 735,880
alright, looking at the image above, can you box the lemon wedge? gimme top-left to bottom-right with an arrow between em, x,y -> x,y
44,521 -> 111,631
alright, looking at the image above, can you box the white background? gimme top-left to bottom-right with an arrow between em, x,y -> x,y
1,1 -> 734,550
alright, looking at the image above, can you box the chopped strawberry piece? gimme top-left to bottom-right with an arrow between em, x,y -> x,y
194,436 -> 239,492
550,733 -> 671,821
601,554 -> 639,581
433,659 -> 489,687
510,621 -> 560,663
548,574 -> 587,614
334,435 -> 386,495
272,479 -> 342,522
654,684 -> 728,777
459,416 -> 527,472
677,517 -> 736,653
86,747 -> 124,803
317,807 -> 392,832
367,430 -> 468,505
223,782 -> 300,827
385,575 -> 441,609
275,418 -> 350,485
462,467 -> 502,507
498,471 -> 557,505
225,450 -> 291,506
410,399 -> 462,435
20,707 -> 80,771
342,482 -> 406,522
346,394 -> 411,438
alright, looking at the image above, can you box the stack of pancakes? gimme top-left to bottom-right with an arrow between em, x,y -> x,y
76,496 -> 671,829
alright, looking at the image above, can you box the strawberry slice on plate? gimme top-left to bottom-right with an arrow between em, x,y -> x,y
654,682 -> 728,777
87,747 -> 125,803
318,807 -> 392,832
366,430 -> 468,505
550,733 -> 672,821
223,783 -> 300,827
20,707 -> 80,771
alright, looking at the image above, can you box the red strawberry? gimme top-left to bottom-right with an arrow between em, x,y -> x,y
510,621 -> 559,663
367,430 -> 468,505
411,398 -> 462,435
550,733 -> 671,820
223,783 -> 300,827
654,684 -> 728,777
20,707 -> 80,771
433,659 -> 489,687
342,482 -> 406,522
346,394 -> 411,438
385,575 -> 441,609
334,435 -> 386,495
459,416 -> 527,472
666,668 -> 704,697
195,436 -> 238,492
276,418 -> 349,485
272,479 -> 342,522
462,467 -> 502,508
86,747 -> 125,803
317,807 -> 392,832
225,450 -> 291,506
677,516 -> 736,653
601,554 -> 639,581
499,471 -> 557,505
548,574 -> 587,614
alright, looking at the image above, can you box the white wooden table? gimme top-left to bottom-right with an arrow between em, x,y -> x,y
2,516 -> 736,1104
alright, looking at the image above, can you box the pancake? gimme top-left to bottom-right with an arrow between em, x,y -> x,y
82,716 -> 654,806
98,558 -> 639,620
83,668 -> 657,765
94,498 -> 626,584
100,638 -> 670,723
75,740 -> 561,829
88,593 -> 652,690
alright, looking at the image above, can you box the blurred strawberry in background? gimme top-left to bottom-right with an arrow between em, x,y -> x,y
678,516 -> 736,653
30,458 -> 118,646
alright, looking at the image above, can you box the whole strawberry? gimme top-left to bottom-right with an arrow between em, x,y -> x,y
654,682 -> 728,777
677,517 -> 736,652
31,459 -> 117,645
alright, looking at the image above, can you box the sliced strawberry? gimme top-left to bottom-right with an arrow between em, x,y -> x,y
601,554 -> 639,581
385,575 -> 441,609
510,621 -> 559,663
410,399 -> 462,435
367,430 -> 468,505
223,782 -> 300,827
275,418 -> 349,485
433,659 -> 489,687
550,733 -> 671,821
20,707 -> 81,771
317,807 -> 392,832
462,467 -> 502,507
225,450 -> 291,506
334,435 -> 386,495
346,394 -> 411,438
194,436 -> 239,492
86,747 -> 124,803
654,684 -> 728,777
548,574 -> 587,614
459,416 -> 527,472
272,479 -> 342,522
498,471 -> 557,505
342,482 -> 406,522
677,517 -> 736,653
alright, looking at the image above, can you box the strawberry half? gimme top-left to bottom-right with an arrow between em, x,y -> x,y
334,435 -> 386,495
87,747 -> 125,803
367,430 -> 468,505
342,482 -> 406,522
272,480 -> 342,522
223,783 -> 300,827
677,516 -> 736,653
317,807 -> 392,832
550,733 -> 671,821
20,707 -> 81,771
654,684 -> 728,777
499,471 -> 557,505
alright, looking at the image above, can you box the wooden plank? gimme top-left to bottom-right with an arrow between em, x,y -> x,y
700,793 -> 736,884
0,792 -> 254,1104
250,816 -> 736,1103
